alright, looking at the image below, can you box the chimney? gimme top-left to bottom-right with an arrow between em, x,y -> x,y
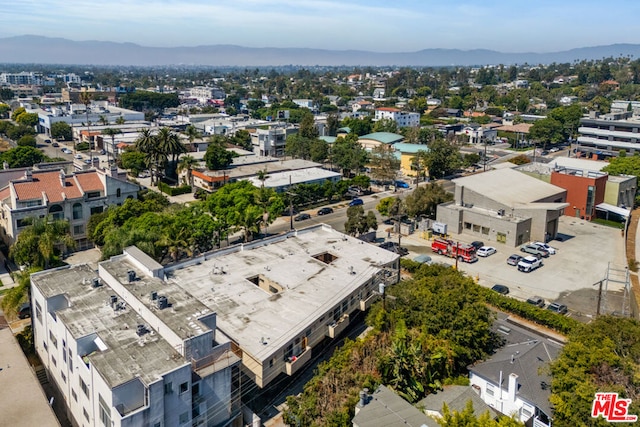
24,169 -> 32,181
459,185 -> 464,206
508,373 -> 518,402
59,170 -> 66,187
356,388 -> 370,414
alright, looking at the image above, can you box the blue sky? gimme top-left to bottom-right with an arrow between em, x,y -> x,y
1,0 -> 639,52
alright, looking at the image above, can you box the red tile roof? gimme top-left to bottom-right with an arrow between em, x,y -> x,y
12,170 -> 104,203
376,107 -> 401,112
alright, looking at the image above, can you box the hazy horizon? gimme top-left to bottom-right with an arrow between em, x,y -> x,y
1,1 -> 639,53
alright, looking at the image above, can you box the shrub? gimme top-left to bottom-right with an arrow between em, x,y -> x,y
158,182 -> 192,196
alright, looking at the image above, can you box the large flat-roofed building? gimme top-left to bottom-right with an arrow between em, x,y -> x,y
32,253 -> 242,427
436,169 -> 568,246
577,111 -> 640,157
160,224 -> 399,388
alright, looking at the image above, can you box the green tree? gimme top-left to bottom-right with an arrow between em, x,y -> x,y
425,139 -> 460,179
331,134 -> 368,176
299,111 -> 319,139
404,183 -> 453,218
11,107 -> 26,121
101,127 -> 122,164
344,206 -> 377,236
229,129 -> 253,151
0,146 -> 46,168
529,117 -> 564,148
10,216 -> 76,269
602,154 -> 640,177
373,118 -> 399,133
177,155 -> 199,186
135,128 -> 161,185
17,134 -> 37,147
376,196 -> 396,217
369,144 -> 400,182
120,150 -> 147,175
51,121 -> 73,141
15,112 -> 38,127
0,88 -> 14,101
204,136 -> 237,170
156,127 -> 186,178
0,103 -> 10,118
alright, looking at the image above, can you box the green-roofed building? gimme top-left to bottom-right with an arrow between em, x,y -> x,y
392,142 -> 430,178
358,132 -> 405,150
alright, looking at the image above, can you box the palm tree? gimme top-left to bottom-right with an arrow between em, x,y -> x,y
98,115 -> 109,126
256,168 -> 269,188
177,155 -> 198,187
184,124 -> 201,146
9,216 -> 76,270
102,127 -> 122,166
79,90 -> 93,156
156,127 -> 186,180
134,128 -> 160,185
115,116 -> 126,125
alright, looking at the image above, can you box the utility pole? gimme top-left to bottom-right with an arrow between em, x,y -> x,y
595,280 -> 603,316
455,241 -> 460,270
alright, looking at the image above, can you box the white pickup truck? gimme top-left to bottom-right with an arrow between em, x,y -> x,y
517,255 -> 543,272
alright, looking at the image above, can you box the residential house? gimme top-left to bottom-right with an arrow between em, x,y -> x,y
419,385 -> 496,421
358,132 -> 404,151
392,142 -> 429,178
0,168 -> 139,250
353,385 -> 435,427
374,108 -> 419,128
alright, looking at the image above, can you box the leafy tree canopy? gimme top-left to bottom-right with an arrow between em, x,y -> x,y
204,137 -> 238,170
602,154 -> 640,178
51,121 -> 73,141
0,146 -> 46,168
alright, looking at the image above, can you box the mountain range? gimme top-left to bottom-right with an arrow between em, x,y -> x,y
1,35 -> 640,67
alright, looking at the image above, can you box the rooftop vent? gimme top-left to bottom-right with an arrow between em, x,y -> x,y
127,270 -> 136,283
136,324 -> 148,336
92,277 -> 102,288
157,295 -> 168,310
150,291 -> 158,301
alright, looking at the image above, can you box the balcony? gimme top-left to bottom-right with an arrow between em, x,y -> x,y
285,346 -> 311,376
360,294 -> 379,311
327,314 -> 349,338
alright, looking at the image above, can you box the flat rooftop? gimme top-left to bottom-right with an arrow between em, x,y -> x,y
453,168 -> 566,206
197,159 -> 321,180
31,265 -> 188,389
165,225 -> 398,362
245,167 -> 341,189
0,328 -> 60,427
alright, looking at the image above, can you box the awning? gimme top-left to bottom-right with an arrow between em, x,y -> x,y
595,202 -> 630,219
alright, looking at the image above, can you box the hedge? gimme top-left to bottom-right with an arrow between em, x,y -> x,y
158,182 -> 192,196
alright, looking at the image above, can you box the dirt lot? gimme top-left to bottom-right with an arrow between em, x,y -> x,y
399,216 -> 627,320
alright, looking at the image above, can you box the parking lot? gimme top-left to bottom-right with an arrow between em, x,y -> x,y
398,215 -> 628,320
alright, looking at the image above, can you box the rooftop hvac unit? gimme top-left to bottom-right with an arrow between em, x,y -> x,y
498,209 -> 505,216
136,324 -> 148,336
110,295 -> 118,306
92,277 -> 101,288
127,270 -> 136,283
150,291 -> 158,301
157,295 -> 168,310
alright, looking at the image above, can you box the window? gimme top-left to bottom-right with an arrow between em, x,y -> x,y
69,349 -> 73,372
72,389 -> 77,402
72,203 -> 83,220
464,222 -> 472,230
164,382 -> 173,395
179,412 -> 189,424
486,384 -> 495,397
481,226 -> 489,235
61,371 -> 66,383
73,225 -> 84,235
49,331 -> 58,348
43,341 -> 48,352
153,423 -> 161,427
35,301 -> 42,324
90,206 -> 103,215
49,204 -> 64,220
16,218 -> 33,228
99,394 -> 111,426
116,188 -> 121,197
86,191 -> 101,199
192,383 -> 200,397
473,224 -> 480,233
521,405 -> 533,418
83,408 -> 90,422
80,378 -> 89,397
179,382 -> 188,394
51,355 -> 57,366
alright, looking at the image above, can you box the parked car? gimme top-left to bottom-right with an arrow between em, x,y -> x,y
532,241 -> 557,255
550,147 -> 560,153
506,254 -> 523,266
17,302 -> 31,319
294,213 -> 311,222
61,148 -> 72,154
349,198 -> 364,207
517,255 -> 543,272
470,241 -> 484,251
476,246 -> 497,257
44,139 -> 51,144
547,302 -> 568,315
317,207 -> 334,215
99,149 -> 107,155
394,180 -> 410,189
52,142 -> 59,147
491,284 -> 509,295
74,154 -> 83,159
526,296 -> 545,308
413,254 -> 432,265
379,241 -> 409,256
138,171 -> 150,178
520,244 -> 549,258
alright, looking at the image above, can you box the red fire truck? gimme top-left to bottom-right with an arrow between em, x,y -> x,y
431,238 -> 478,263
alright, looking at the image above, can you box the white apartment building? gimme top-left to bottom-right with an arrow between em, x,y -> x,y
0,167 -> 139,249
0,71 -> 43,85
187,87 -> 226,104
577,111 -> 640,156
374,107 -> 420,128
31,248 -> 242,427
251,125 -> 298,157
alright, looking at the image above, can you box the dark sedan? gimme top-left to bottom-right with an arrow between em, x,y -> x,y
317,207 -> 334,215
294,213 -> 311,222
